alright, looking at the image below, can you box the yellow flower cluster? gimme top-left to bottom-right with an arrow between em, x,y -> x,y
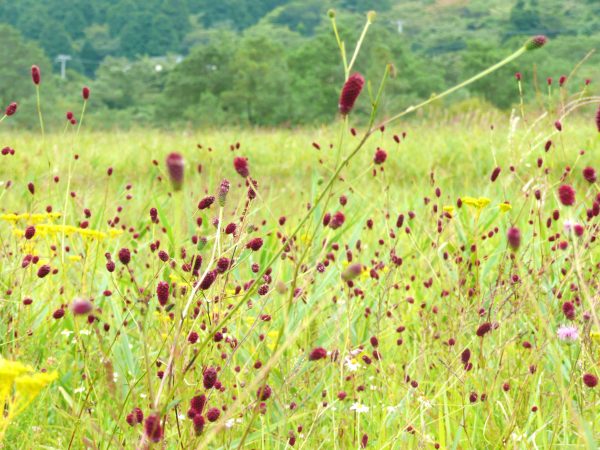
12,223 -> 123,241
0,212 -> 62,223
445,198 -> 512,215
0,359 -> 57,440
461,196 -> 491,209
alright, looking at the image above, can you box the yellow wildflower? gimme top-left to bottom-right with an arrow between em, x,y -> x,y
498,202 -> 512,212
0,359 -> 57,440
443,205 -> 454,217
461,196 -> 491,210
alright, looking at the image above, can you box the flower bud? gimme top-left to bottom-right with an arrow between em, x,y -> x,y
5,102 -> 17,116
218,179 -> 230,207
524,35 -> 547,51
31,65 -> 41,85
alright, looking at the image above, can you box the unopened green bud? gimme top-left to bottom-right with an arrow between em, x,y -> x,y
367,11 -> 376,24
524,35 -> 547,51
327,9 -> 335,19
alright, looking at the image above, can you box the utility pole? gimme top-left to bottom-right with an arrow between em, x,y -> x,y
56,54 -> 72,79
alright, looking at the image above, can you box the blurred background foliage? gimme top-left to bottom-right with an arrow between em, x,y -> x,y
0,0 -> 598,128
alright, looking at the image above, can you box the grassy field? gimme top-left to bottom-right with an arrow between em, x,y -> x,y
0,107 -> 599,449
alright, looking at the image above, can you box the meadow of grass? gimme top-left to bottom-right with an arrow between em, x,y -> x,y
0,104 -> 599,449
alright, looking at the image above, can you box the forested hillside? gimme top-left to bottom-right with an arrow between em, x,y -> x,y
0,0 -> 598,127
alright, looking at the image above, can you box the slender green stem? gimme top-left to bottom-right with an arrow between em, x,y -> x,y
330,17 -> 348,77
347,18 -> 372,75
35,85 -> 44,137
76,101 -> 87,136
378,47 -> 527,129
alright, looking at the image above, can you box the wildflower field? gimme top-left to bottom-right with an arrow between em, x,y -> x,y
1,13 -> 600,450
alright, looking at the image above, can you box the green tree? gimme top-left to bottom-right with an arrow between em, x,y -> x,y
38,20 -> 73,58
162,28 -> 237,123
0,24 -> 52,126
221,25 -> 296,124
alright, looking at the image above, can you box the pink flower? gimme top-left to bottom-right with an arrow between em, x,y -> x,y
556,325 -> 578,341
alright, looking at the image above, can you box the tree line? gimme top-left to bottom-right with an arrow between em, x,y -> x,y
0,0 -> 598,128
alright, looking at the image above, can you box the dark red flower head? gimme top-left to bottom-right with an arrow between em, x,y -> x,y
525,35 -> 547,51
246,237 -> 264,251
5,102 -> 17,116
329,211 -> 345,230
558,185 -> 576,206
191,394 -> 206,412
233,156 -> 249,178
82,86 -> 90,100
476,322 -> 492,337
596,104 -> 600,132
338,73 -> 365,115
156,281 -> 169,306
118,247 -> 131,265
374,148 -> 387,164
559,75 -> 567,87
257,384 -> 272,400
144,413 -> 163,443
218,179 -> 230,207
166,152 -> 184,191
507,227 -> 521,250
582,166 -> 597,183
198,196 -> 215,210
37,264 -> 51,278
562,301 -> 575,320
203,367 -> 218,389
583,373 -> 598,388
308,347 -> 327,361
206,407 -> 220,422
71,298 -> 93,315
24,225 -> 35,240
490,167 -> 501,182
31,65 -> 41,85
